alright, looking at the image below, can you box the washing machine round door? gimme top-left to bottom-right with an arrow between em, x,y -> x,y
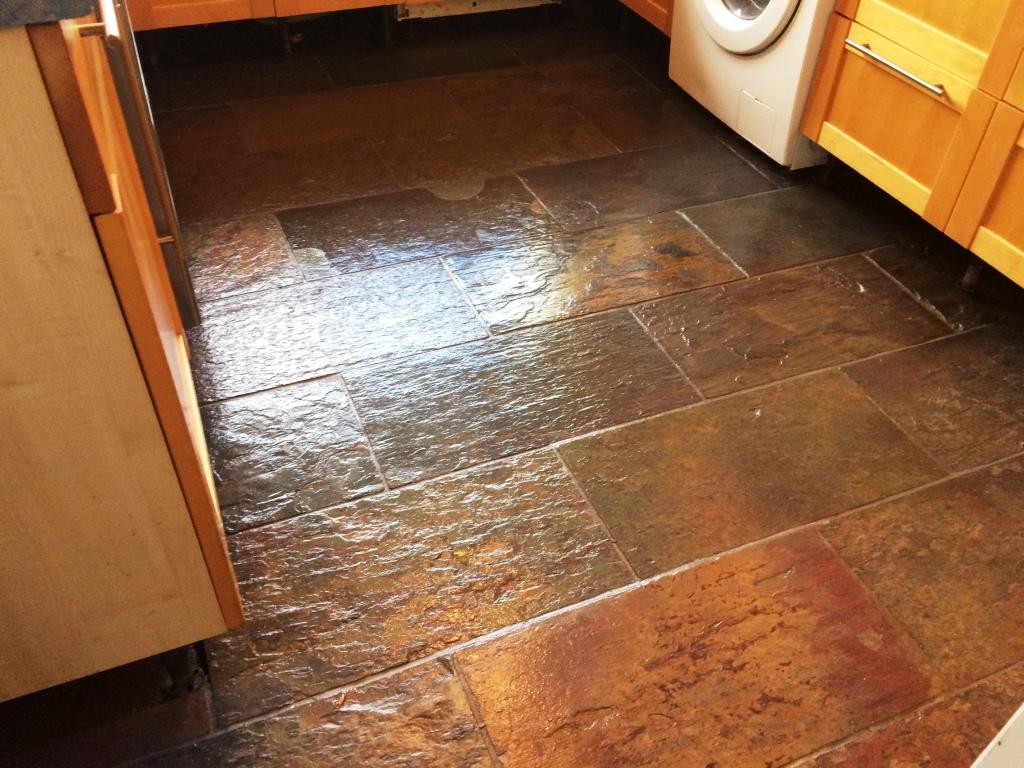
696,0 -> 802,54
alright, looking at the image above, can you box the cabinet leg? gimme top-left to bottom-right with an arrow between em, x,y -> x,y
960,258 -> 985,292
278,17 -> 293,55
159,644 -> 207,697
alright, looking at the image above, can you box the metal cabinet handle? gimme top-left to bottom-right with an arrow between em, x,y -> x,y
844,39 -> 945,98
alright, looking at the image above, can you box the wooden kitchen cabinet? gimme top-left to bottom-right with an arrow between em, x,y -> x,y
127,0 -> 274,30
619,0 -> 672,37
0,19 -> 240,702
946,103 -> 1024,288
1006,54 -> 1024,111
803,15 -> 996,229
838,0 -> 1024,94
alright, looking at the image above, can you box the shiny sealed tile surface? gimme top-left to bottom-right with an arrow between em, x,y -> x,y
447,213 -> 742,331
684,185 -> 894,274
346,312 -> 698,485
559,371 -> 943,576
634,255 -> 949,396
457,531 -> 936,768
207,453 -> 632,723
188,259 -> 485,402
201,377 -> 382,534
277,176 -> 555,277
520,141 -> 775,231
824,459 -> 1024,686
144,663 -> 492,768
845,327 -> 1024,471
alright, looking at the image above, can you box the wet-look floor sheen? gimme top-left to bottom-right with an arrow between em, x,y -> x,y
5,5 -> 1024,768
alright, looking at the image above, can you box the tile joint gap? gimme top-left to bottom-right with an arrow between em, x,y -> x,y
450,655 -> 505,768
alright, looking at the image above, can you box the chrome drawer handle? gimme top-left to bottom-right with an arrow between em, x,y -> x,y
844,39 -> 946,98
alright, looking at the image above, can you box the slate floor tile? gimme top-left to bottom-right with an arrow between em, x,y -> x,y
167,136 -> 399,223
317,35 -> 523,87
375,108 -> 617,188
447,213 -> 742,332
183,215 -> 304,303
155,106 -> 243,169
201,377 -> 382,534
823,459 -> 1024,687
143,663 -> 492,768
231,80 -> 471,153
793,662 -> 1024,767
499,22 -> 621,64
634,255 -> 949,396
457,531 -> 937,768
277,176 -> 555,277
519,141 -> 774,231
187,259 -> 484,403
576,88 -> 720,151
558,371 -> 944,576
346,311 -> 698,485
206,452 -> 633,723
145,54 -> 335,112
683,185 -> 894,274
868,243 -> 1021,332
442,55 -> 650,118
844,327 -> 1024,471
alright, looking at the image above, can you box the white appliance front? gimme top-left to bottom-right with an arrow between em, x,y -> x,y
669,0 -> 836,169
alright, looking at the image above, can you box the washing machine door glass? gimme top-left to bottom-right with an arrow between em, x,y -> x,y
722,0 -> 769,20
697,0 -> 802,54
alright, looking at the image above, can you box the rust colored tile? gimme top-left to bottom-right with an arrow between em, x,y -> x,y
319,36 -> 523,87
167,136 -> 399,223
442,55 -> 650,118
346,311 -> 698,486
374,108 -> 617,188
447,213 -> 742,332
206,452 -> 632,723
146,54 -> 335,112
519,141 -> 774,231
143,663 -> 492,768
201,377 -> 382,534
231,80 -> 471,154
794,663 -> 1024,768
559,371 -> 944,576
684,185 -> 894,274
183,215 -> 303,303
844,327 -> 1024,471
823,459 -> 1024,687
577,89 -> 721,151
187,259 -> 484,403
457,531 -> 937,768
869,243 -> 1022,332
277,176 -> 555,277
634,256 -> 949,397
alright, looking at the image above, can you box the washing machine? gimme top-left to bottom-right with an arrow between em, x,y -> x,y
669,0 -> 836,169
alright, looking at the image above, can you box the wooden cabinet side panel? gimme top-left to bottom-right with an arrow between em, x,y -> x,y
802,13 -> 852,141
0,26 -> 226,702
64,23 -> 243,628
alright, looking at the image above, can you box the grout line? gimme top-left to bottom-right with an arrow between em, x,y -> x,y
568,103 -> 626,154
626,306 -> 705,400
714,134 -> 787,189
677,210 -> 749,278
837,367 -> 951,476
336,374 -> 391,493
513,173 -> 559,223
438,256 -> 493,338
864,248 -> 962,332
553,447 -> 641,581
450,656 -> 505,768
780,657 -> 1024,767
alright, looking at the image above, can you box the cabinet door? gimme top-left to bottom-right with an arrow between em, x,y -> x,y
1006,54 -> 1024,111
946,103 -> 1024,289
845,0 -> 1023,93
803,16 -> 996,229
125,0 -> 273,30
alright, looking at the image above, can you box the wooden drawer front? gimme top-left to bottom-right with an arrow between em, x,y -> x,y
947,103 -> 1024,288
803,16 -> 995,228
126,0 -> 273,30
848,0 -> 1017,91
1006,55 -> 1024,111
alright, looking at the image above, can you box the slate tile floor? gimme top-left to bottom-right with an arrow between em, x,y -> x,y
5,4 -> 1024,767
